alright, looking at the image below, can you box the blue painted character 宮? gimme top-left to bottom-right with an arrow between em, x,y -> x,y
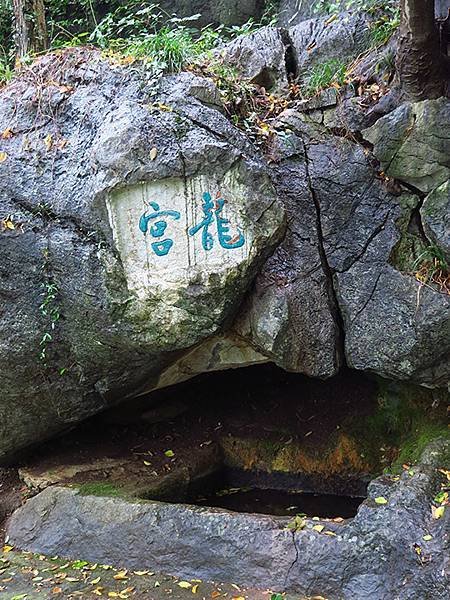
139,201 -> 181,257
188,192 -> 245,251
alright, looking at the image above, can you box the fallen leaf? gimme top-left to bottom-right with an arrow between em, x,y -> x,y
52,588 -> 63,595
432,505 -> 445,519
192,584 -> 199,593
164,449 -> 175,458
90,576 -> 101,584
374,497 -> 388,505
143,461 -> 151,466
113,570 -> 128,580
149,147 -> 158,161
324,530 -> 337,536
0,151 -> 8,163
2,545 -> 13,553
178,581 -> 192,588
423,534 -> 432,541
312,524 -> 325,532
133,570 -> 149,576
211,592 -> 221,598
1,128 -> 13,139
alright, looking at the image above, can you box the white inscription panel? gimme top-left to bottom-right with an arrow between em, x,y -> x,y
107,172 -> 252,299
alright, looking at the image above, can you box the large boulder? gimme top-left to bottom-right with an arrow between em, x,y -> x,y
278,0 -> 347,26
363,98 -> 450,193
150,0 -> 265,27
217,26 -> 290,93
289,10 -> 373,78
0,49 -> 284,462
239,114 -> 449,385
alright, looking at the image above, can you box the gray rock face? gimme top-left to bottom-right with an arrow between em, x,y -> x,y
239,114 -> 449,385
0,49 -> 284,461
151,0 -> 265,27
363,98 -> 450,193
236,119 -> 342,378
421,180 -> 450,263
7,440 -> 450,599
278,0 -> 347,26
289,11 -> 373,78
218,26 -> 290,92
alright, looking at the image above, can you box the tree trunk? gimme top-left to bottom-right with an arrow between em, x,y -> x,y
12,0 -> 48,60
396,0 -> 444,100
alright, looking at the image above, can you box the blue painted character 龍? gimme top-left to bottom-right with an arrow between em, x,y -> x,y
139,201 -> 181,257
188,192 -> 245,251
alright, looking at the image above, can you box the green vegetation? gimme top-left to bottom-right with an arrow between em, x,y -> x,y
369,4 -> 400,46
39,280 -> 61,364
76,481 -> 124,497
352,380 -> 450,474
412,244 -> 449,289
0,1 -> 278,79
303,58 -> 347,96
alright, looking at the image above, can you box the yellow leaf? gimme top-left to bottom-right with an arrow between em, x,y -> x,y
93,588 -> 104,596
143,461 -> 151,466
1,128 -> 13,139
108,593 -> 119,598
90,577 -> 101,584
113,570 -> 128,580
192,584 -> 199,594
423,534 -> 432,541
2,545 -> 13,553
0,151 -> 8,163
432,505 -> 445,519
312,524 -> 324,532
133,570 -> 149,576
211,592 -> 221,598
44,134 -> 53,151
52,587 -> 63,594
178,581 -> 192,588
324,530 -> 337,536
374,497 -> 388,505
232,597 -> 245,600
149,147 -> 158,161
164,450 -> 174,458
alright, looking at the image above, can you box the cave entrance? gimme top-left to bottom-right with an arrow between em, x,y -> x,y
20,364 -> 384,521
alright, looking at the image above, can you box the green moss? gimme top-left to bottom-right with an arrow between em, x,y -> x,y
350,379 -> 449,474
393,424 -> 450,472
75,481 -> 125,498
390,231 -> 427,272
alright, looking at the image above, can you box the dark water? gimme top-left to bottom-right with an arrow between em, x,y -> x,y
194,487 -> 364,518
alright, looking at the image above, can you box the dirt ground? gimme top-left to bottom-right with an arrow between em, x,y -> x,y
0,549 -> 308,600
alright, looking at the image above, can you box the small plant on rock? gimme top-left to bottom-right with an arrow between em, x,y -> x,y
303,58 -> 347,96
413,244 -> 449,294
